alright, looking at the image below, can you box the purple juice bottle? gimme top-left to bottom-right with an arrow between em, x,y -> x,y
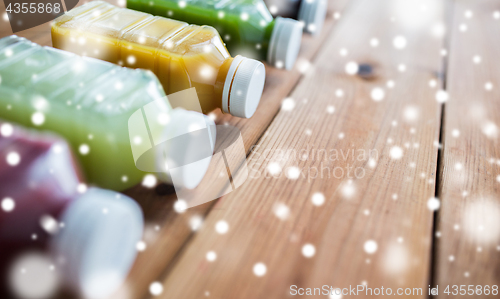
0,121 -> 144,299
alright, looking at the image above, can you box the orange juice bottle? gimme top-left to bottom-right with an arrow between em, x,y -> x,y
51,1 -> 265,118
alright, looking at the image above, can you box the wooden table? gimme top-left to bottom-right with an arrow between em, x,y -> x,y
2,0 -> 500,298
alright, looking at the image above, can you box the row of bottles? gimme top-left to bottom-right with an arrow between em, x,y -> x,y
48,0 -> 329,119
51,1 -> 266,118
0,36 -> 215,298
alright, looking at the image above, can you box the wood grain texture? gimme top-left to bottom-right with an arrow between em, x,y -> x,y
435,0 -> 500,297
117,2 -> 354,298
155,0 -> 446,298
0,1 -> 351,297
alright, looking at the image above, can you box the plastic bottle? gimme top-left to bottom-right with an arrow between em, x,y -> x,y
51,1 -> 266,118
0,35 -> 216,191
264,0 -> 328,34
0,121 -> 144,299
126,0 -> 303,70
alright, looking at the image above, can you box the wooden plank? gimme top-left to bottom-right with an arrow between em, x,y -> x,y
0,1 -> 352,298
117,2 -> 354,298
434,0 -> 500,296
155,0 -> 446,298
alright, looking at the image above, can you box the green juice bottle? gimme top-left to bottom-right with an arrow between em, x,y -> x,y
126,0 -> 303,70
0,35 -> 215,191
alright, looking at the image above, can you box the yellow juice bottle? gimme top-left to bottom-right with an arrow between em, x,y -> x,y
51,1 -> 265,118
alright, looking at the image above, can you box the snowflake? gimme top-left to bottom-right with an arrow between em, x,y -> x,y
427,197 -> 440,211
302,244 -> 316,258
286,167 -> 301,180
6,151 -> 20,166
281,98 -> 295,111
364,240 -> 378,254
149,282 -> 163,296
215,220 -> 229,234
311,192 -> 325,206
273,202 -> 290,220
370,87 -> 385,101
253,262 -> 267,276
389,146 -> 403,159
1,197 -> 15,212
393,35 -> 407,49
206,251 -> 217,262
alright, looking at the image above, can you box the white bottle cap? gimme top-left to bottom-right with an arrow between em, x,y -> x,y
50,188 -> 144,299
222,56 -> 266,118
155,108 -> 216,189
267,17 -> 303,70
298,0 -> 328,35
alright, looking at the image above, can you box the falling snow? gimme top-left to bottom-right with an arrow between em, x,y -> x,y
267,162 -> 282,176
31,112 -> 45,126
149,282 -> 163,296
1,144 -> 20,165
341,180 -> 355,198
79,144 -> 90,155
302,244 -> 316,258
463,200 -> 500,244
189,215 -> 203,231
136,241 -> 147,251
435,90 -> 449,103
142,174 -> 158,188
77,183 -> 87,193
364,240 -> 378,254
253,262 -> 267,276
206,251 -> 217,262
215,220 -> 229,234
1,197 -> 15,212
40,215 -> 59,234
1,123 -> 13,137
311,192 -> 325,206
481,121 -> 498,138
286,167 -> 301,180
393,35 -> 407,49
427,197 -> 441,211
281,98 -> 295,111
335,89 -> 344,97
370,87 -> 385,101
403,105 -> 420,122
345,61 -> 359,75
173,200 -> 188,213
389,146 -> 403,159
273,202 -> 290,220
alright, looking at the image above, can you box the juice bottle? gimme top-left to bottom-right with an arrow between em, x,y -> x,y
264,0 -> 328,34
126,0 -> 303,70
0,121 -> 143,299
0,35 -> 216,191
51,1 -> 266,118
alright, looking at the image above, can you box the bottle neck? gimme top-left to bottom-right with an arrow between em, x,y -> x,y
214,57 -> 235,112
